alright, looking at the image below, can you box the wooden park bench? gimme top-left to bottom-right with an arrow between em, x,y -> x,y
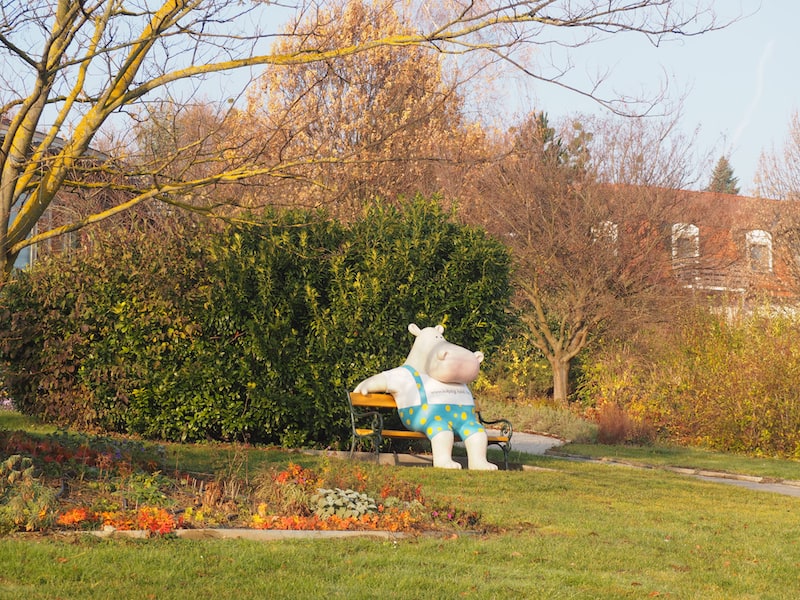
345,390 -> 513,469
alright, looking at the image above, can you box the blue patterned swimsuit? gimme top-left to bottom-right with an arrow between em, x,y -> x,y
395,365 -> 484,440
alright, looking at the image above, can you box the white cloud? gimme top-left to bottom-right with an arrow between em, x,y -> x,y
732,39 -> 775,149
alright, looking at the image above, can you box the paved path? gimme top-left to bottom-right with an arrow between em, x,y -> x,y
530,440 -> 800,499
690,472 -> 800,497
505,431 -> 565,456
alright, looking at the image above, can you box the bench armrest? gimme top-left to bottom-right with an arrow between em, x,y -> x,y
351,408 -> 384,433
476,412 -> 513,440
345,389 -> 387,455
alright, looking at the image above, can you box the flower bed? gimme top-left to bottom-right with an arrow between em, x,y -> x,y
1,429 -> 484,536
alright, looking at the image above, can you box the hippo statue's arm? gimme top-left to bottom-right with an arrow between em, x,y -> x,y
353,373 -> 390,395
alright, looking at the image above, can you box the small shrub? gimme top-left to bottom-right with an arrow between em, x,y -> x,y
477,331 -> 551,399
311,488 -> 378,519
0,454 -> 34,489
115,471 -> 173,509
591,401 -> 655,445
253,462 -> 322,517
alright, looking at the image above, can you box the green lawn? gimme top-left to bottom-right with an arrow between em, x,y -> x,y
1,411 -> 799,599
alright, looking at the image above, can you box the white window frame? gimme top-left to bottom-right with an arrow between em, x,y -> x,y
671,223 -> 699,260
746,229 -> 772,273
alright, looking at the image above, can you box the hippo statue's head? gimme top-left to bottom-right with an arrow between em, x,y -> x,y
404,324 -> 484,384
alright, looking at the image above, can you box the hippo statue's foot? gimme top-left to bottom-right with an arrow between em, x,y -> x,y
431,432 -> 462,469
468,460 -> 498,471
465,432 -> 499,471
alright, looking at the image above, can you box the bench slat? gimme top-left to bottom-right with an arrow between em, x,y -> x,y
349,392 -> 397,409
355,428 -> 509,444
356,428 -> 425,439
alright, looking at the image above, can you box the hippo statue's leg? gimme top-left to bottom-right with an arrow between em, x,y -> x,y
465,431 -> 499,470
430,431 -> 462,469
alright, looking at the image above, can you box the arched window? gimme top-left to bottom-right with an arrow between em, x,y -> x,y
746,230 -> 772,272
671,223 -> 699,260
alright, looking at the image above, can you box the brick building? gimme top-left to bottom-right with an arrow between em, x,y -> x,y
662,190 -> 799,305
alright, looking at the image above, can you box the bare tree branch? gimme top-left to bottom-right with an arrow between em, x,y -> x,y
0,0 -> 730,283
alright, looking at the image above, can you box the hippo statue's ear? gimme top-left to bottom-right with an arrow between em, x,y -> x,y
474,351 -> 485,363
435,325 -> 445,334
408,323 -> 421,337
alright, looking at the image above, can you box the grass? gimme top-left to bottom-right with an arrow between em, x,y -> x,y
477,394 -> 598,443
0,410 -> 58,435
1,409 -> 800,599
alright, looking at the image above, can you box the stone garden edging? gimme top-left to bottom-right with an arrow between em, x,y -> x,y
86,526 -> 407,541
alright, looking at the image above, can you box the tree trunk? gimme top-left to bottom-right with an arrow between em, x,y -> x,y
550,356 -> 571,405
0,258 -> 12,290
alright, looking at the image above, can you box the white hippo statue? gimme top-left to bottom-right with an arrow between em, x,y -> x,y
353,323 -> 498,470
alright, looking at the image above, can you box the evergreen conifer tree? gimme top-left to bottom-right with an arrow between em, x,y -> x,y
707,156 -> 740,194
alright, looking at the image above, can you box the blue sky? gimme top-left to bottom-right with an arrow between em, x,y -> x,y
512,2 -> 795,195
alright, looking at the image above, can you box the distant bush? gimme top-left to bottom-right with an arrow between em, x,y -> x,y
578,307 -> 800,457
0,197 -> 513,446
477,330 -> 553,399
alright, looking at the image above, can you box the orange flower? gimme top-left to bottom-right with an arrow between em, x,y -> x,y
136,506 -> 177,534
100,511 -> 138,531
57,507 -> 94,527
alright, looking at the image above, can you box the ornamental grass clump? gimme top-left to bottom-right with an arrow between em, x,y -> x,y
0,454 -> 58,532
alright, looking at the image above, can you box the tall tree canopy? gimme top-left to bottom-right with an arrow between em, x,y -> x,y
464,113 -> 693,402
0,0 -> 725,284
235,0 -> 481,214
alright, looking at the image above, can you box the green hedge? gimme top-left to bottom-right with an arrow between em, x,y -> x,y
0,198 -> 513,446
0,223 -> 212,439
